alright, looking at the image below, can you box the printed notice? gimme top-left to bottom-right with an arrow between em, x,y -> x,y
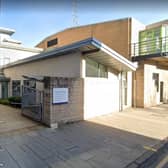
53,88 -> 69,104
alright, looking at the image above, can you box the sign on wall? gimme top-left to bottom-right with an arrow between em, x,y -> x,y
53,88 -> 69,104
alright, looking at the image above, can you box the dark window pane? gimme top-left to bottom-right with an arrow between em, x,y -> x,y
12,80 -> 21,96
86,58 -> 99,77
99,64 -> 107,78
153,73 -> 159,92
47,38 -> 58,47
23,80 -> 36,89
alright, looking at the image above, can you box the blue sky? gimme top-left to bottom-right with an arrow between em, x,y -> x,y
0,0 -> 168,47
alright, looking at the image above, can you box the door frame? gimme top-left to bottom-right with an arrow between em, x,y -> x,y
119,71 -> 128,111
160,81 -> 164,102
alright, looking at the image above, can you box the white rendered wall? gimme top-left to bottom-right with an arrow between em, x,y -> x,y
144,64 -> 168,106
0,83 -> 1,98
84,69 -> 120,119
0,47 -> 39,66
131,18 -> 145,56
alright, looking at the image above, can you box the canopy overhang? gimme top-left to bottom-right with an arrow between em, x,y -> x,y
22,75 -> 44,82
3,38 -> 137,72
82,40 -> 137,72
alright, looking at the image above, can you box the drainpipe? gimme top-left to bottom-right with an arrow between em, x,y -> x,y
119,72 -> 123,112
133,71 -> 137,108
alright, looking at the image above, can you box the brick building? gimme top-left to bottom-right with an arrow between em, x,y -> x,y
1,17 -> 168,126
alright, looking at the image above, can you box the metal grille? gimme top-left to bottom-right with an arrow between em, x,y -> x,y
131,36 -> 168,57
21,86 -> 43,122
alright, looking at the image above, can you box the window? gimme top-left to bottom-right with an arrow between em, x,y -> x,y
86,58 -> 107,78
47,38 -> 58,47
153,73 -> 159,92
139,27 -> 162,55
12,80 -> 21,96
23,80 -> 36,89
86,58 -> 99,77
99,64 -> 107,78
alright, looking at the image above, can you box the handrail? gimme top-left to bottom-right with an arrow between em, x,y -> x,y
131,36 -> 168,57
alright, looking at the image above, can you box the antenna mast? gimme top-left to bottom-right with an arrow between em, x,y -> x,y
0,0 -> 2,16
72,0 -> 79,26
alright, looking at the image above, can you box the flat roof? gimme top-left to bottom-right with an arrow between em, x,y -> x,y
147,19 -> 168,29
0,43 -> 43,53
3,38 -> 137,72
0,27 -> 15,35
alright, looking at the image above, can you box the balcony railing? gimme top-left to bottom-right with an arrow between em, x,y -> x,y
131,36 -> 168,57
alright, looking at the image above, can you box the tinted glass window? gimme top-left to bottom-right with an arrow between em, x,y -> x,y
12,80 -> 21,96
47,38 -> 58,47
86,58 -> 107,78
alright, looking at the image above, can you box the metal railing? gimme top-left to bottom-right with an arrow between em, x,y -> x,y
22,86 -> 43,121
131,36 -> 168,57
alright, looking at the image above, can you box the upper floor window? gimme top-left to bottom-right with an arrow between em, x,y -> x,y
47,38 -> 58,47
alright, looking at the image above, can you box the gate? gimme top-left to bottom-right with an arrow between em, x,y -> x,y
21,86 -> 43,122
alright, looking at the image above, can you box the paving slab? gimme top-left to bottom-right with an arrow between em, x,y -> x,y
0,104 -> 43,134
0,104 -> 168,167
88,104 -> 168,140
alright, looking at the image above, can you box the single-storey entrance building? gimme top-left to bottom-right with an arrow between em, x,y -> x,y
2,38 -> 136,127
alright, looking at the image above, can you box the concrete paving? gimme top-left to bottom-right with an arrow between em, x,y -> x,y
89,104 -> 168,140
0,121 -> 159,168
0,104 -> 168,168
0,105 -> 42,135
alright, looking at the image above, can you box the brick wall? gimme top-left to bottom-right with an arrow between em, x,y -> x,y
43,77 -> 84,127
36,18 -> 131,59
133,62 -> 144,107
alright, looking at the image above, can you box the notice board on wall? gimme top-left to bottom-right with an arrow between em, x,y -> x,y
53,88 -> 69,104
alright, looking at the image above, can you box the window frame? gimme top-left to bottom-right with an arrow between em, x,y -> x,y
12,80 -> 21,97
